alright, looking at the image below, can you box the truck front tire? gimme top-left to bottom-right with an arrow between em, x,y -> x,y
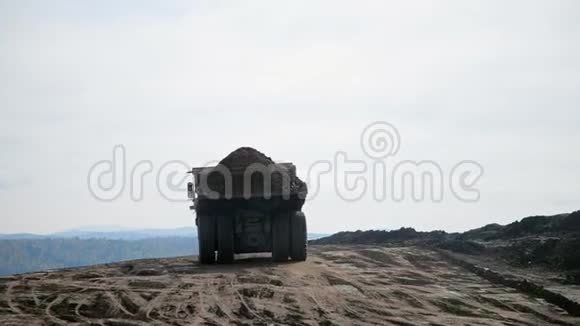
197,214 -> 216,264
290,211 -> 307,261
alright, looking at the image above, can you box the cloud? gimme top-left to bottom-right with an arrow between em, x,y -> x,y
0,0 -> 579,233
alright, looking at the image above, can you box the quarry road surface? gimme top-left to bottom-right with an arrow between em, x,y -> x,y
1,245 -> 579,325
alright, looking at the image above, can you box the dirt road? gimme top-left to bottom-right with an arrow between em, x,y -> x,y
1,245 -> 579,325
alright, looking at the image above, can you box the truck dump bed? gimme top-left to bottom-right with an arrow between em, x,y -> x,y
191,162 -> 306,199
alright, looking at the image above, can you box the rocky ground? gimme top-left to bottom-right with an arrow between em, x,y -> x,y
2,245 -> 580,325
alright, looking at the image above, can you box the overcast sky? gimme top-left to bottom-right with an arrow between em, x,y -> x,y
1,0 -> 579,234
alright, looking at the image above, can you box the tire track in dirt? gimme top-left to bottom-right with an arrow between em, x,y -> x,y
4,282 -> 24,316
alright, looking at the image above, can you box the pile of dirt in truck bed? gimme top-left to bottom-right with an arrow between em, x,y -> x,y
201,147 -> 307,199
218,147 -> 276,169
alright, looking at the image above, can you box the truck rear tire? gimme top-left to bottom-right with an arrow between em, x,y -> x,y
197,215 -> 216,264
217,215 -> 234,264
272,211 -> 290,262
290,211 -> 307,261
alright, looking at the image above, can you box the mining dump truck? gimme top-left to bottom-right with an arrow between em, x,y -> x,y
188,147 -> 308,264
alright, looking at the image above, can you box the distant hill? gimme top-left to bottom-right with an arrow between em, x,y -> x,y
311,210 -> 580,274
0,227 -> 197,241
0,227 -> 329,275
0,233 -> 47,240
311,227 -> 448,245
0,227 -> 327,241
307,233 -> 330,240
0,237 -> 198,276
459,211 -> 580,240
312,210 -> 580,245
50,227 -> 197,240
